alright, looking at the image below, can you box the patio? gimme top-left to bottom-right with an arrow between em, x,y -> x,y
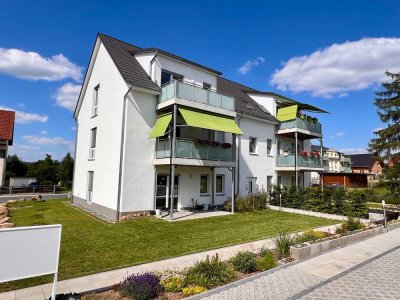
156,209 -> 232,221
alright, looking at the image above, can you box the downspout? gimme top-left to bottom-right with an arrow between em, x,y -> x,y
70,120 -> 79,203
116,84 -> 134,221
236,112 -> 245,195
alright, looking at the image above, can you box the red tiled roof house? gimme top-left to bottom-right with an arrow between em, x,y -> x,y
0,110 -> 15,185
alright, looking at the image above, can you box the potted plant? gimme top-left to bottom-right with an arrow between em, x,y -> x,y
300,114 -> 306,120
211,141 -> 220,148
312,117 -> 318,124
307,116 -> 313,122
300,150 -> 308,157
222,143 -> 232,149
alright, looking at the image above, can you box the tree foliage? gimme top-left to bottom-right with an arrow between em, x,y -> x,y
368,71 -> 400,163
5,153 -> 74,187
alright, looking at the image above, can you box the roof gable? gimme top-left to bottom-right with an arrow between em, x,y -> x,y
0,110 -> 15,145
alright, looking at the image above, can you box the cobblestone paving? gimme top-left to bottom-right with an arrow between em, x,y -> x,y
298,247 -> 400,300
202,267 -> 324,300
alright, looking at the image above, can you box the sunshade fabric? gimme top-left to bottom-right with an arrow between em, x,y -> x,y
277,105 -> 298,121
149,113 -> 172,138
178,108 -> 243,135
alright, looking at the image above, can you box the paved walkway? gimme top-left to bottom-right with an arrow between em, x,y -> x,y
193,227 -> 400,300
0,223 -> 339,300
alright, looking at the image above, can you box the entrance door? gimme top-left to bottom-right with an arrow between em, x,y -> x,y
156,175 -> 179,209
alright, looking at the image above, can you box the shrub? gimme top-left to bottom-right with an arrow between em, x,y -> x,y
120,273 -> 162,300
161,276 -> 184,293
296,230 -> 327,244
273,232 -> 297,259
82,292 -> 120,300
231,251 -> 257,273
224,193 -> 268,212
184,254 -> 236,289
256,250 -> 276,271
335,217 -> 365,234
345,190 -> 368,218
182,285 -> 207,297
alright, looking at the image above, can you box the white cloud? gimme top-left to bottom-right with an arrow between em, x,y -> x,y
238,57 -> 265,75
329,131 -> 346,139
22,135 -> 72,146
0,106 -> 48,124
54,82 -> 81,111
40,130 -> 48,135
17,103 -> 26,108
0,48 -> 83,81
373,127 -> 384,132
339,148 -> 369,155
270,37 -> 400,97
70,126 -> 76,131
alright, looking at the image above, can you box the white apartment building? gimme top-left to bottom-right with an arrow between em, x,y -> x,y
72,34 -> 328,220
310,146 -> 352,184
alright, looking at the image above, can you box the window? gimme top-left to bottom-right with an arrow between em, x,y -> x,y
277,176 -> 282,187
200,175 -> 208,195
267,176 -> 273,192
249,137 -> 257,154
291,143 -> 296,154
203,82 -> 211,90
89,127 -> 97,159
87,171 -> 94,204
92,84 -> 100,117
277,141 -> 281,155
161,70 -> 183,85
267,139 -> 272,155
216,175 -> 224,194
215,131 -> 225,144
248,177 -> 257,194
0,150 -> 5,158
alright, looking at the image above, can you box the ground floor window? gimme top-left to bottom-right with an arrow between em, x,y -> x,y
200,175 -> 208,195
248,177 -> 257,194
277,176 -> 282,187
216,174 -> 224,195
267,176 -> 273,192
87,171 -> 94,204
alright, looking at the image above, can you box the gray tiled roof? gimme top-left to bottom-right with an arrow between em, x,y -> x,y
217,77 -> 279,123
98,34 -> 160,92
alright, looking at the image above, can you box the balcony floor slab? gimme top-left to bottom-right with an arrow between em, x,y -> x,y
154,157 -> 235,168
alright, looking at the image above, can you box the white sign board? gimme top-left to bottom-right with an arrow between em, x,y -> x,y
0,224 -> 62,298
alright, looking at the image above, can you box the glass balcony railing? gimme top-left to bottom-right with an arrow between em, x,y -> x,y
278,117 -> 322,134
156,139 -> 233,162
340,156 -> 351,163
340,167 -> 352,173
159,80 -> 235,111
277,155 -> 323,169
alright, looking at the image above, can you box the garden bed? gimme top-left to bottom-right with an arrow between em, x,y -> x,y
290,219 -> 400,260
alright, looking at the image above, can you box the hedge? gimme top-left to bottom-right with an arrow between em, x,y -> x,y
269,186 -> 368,218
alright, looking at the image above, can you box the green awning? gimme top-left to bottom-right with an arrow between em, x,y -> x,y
277,105 -> 298,121
179,108 -> 243,135
149,113 -> 172,138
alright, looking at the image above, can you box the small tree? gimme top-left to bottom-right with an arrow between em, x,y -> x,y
5,155 -> 27,183
57,153 -> 74,188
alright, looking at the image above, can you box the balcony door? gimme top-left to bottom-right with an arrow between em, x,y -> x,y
156,175 -> 179,209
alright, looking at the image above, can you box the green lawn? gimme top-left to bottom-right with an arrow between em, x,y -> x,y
1,200 -> 337,292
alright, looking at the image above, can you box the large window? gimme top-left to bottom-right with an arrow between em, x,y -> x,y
267,139 -> 272,155
161,70 -> 183,85
249,137 -> 257,154
216,175 -> 224,195
89,127 -> 97,159
92,84 -> 100,117
0,150 -> 6,158
200,175 -> 208,195
215,131 -> 225,144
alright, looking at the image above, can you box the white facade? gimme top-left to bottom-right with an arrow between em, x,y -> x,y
72,35 -> 326,220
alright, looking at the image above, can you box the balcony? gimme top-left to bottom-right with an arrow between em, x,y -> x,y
340,167 -> 352,173
340,156 -> 351,163
278,117 -> 322,135
276,155 -> 323,170
159,81 -> 235,112
155,138 -> 234,167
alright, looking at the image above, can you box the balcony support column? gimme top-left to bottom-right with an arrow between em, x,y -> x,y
169,104 -> 177,220
295,131 -> 298,189
320,137 -> 324,189
211,167 -> 215,205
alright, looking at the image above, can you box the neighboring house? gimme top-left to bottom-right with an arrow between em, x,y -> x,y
349,154 -> 383,179
0,110 -> 15,186
9,177 -> 37,187
310,146 -> 352,185
72,34 -> 328,220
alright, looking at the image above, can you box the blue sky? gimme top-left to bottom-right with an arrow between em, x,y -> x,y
1,0 -> 399,161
